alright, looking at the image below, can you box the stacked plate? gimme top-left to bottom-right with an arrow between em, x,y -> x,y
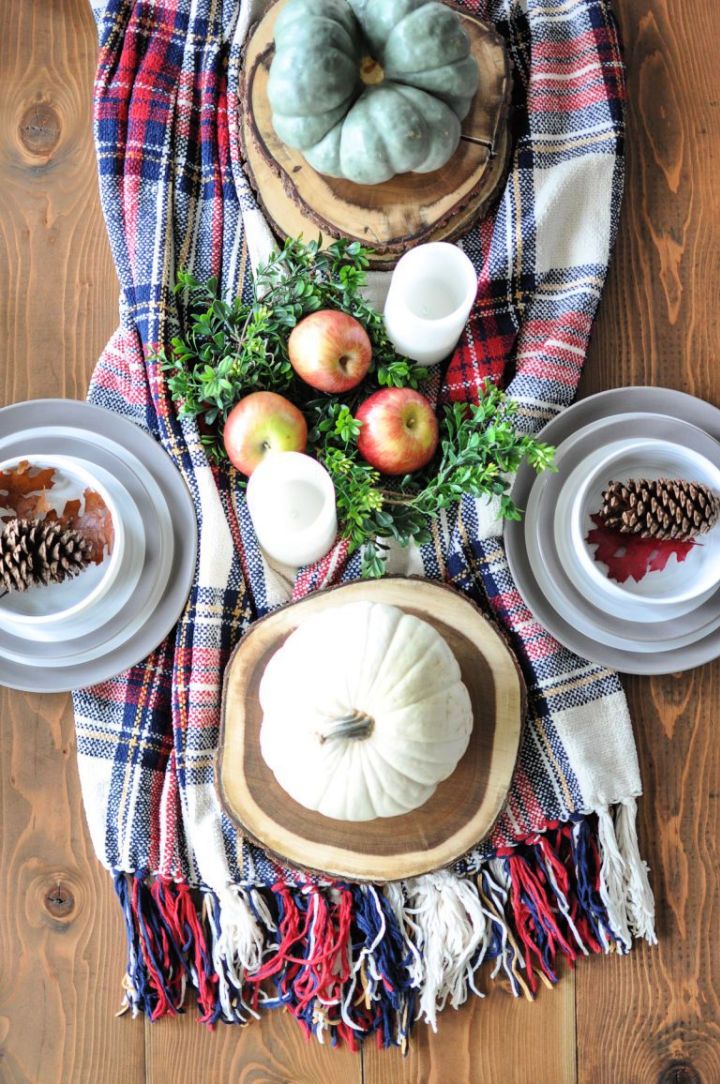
505,387 -> 720,674
0,399 -> 197,693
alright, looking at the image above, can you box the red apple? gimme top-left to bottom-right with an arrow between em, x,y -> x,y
288,310 -> 372,393
223,391 -> 307,475
356,388 -> 439,475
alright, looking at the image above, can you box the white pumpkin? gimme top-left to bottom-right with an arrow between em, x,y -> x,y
259,601 -> 473,821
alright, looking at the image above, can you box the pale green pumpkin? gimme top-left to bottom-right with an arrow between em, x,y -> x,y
267,0 -> 479,185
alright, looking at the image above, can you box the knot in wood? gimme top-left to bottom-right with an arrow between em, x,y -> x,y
44,880 -> 75,919
19,101 -> 61,157
657,1062 -> 703,1084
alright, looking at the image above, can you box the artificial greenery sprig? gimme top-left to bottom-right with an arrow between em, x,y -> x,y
309,388 -> 556,577
159,237 -> 555,578
162,238 -> 426,455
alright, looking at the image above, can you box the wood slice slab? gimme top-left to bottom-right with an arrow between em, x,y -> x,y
240,1 -> 513,268
217,578 -> 525,882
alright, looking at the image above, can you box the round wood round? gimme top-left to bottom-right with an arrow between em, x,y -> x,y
217,577 -> 525,882
239,0 -> 513,268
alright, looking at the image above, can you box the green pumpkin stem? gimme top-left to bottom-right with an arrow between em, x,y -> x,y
319,711 -> 374,742
359,56 -> 384,86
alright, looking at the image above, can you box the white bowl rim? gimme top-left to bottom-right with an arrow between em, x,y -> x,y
566,437 -> 720,606
0,452 -> 125,624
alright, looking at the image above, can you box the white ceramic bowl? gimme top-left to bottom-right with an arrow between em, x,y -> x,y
0,449 -> 163,658
555,438 -> 720,613
528,480 -> 720,652
0,454 -> 124,628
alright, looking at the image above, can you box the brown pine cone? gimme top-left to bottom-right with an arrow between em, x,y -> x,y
0,518 -> 92,594
600,477 -> 720,541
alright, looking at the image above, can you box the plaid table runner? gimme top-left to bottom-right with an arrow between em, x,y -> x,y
74,0 -> 656,1048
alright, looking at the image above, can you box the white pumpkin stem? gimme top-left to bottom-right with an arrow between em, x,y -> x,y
318,711 -> 374,743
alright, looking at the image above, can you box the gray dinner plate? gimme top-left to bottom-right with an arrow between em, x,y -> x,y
505,387 -> 720,674
0,399 -> 198,692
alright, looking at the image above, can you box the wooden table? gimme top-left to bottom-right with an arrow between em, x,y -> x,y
1,2 -> 718,1081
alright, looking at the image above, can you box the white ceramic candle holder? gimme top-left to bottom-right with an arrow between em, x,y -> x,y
383,242 -> 477,366
246,452 -> 338,568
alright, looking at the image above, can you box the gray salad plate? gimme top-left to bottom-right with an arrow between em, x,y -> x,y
505,387 -> 720,674
0,399 -> 197,692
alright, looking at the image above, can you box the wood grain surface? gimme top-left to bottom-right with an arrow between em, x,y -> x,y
0,1 -> 718,1082
573,3 -> 720,1082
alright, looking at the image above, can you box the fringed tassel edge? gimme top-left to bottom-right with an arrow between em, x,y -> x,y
113,802 -> 655,1049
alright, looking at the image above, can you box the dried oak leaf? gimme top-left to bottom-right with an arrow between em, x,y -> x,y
47,490 -> 114,565
585,513 -> 696,584
0,460 -> 113,565
0,459 -> 56,522
74,489 -> 114,564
